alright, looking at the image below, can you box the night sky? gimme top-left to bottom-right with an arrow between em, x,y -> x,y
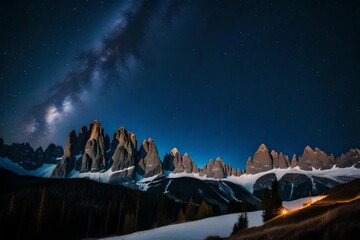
1,0 -> 359,169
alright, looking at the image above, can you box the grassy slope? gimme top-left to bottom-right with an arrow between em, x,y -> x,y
229,178 -> 360,240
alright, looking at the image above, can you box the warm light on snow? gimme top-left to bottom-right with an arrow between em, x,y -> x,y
103,196 -> 322,240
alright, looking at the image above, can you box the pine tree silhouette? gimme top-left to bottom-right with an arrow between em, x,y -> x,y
8,194 -> 15,213
105,200 -> 112,236
231,213 -> 248,236
36,187 -> 47,235
262,180 -> 283,222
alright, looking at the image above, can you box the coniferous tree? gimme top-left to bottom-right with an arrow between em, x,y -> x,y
8,194 -> 15,213
184,198 -> 196,221
196,200 -> 214,219
105,200 -> 112,236
231,213 -> 248,236
177,208 -> 186,223
36,187 -> 47,235
271,180 -> 283,218
117,201 -> 123,234
261,180 -> 283,223
261,188 -> 272,222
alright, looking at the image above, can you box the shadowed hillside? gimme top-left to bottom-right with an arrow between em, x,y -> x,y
0,169 -> 203,240
228,178 -> 360,240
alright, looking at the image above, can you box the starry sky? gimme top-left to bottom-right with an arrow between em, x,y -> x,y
1,0 -> 360,169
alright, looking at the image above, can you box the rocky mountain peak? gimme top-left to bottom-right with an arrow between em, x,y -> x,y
137,138 -> 163,178
89,120 -> 103,140
171,148 -> 180,156
258,144 -> 268,152
304,145 -> 314,152
246,144 -> 273,174
113,126 -> 137,156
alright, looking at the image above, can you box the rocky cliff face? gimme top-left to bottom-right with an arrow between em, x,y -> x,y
295,146 -> 335,170
1,120 -> 359,183
137,138 -> 163,178
246,144 -> 273,174
51,130 -> 78,178
1,141 -> 62,171
245,144 -> 358,174
336,149 -> 360,168
81,120 -> 108,172
163,148 -> 198,174
43,143 -> 64,164
110,127 -> 137,179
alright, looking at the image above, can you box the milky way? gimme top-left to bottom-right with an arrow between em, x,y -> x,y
22,0 -> 186,146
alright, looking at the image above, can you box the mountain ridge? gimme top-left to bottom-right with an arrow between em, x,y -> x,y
1,120 -> 359,179
1,120 -> 360,205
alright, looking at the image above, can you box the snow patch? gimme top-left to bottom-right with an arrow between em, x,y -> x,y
70,166 -> 135,183
226,166 -> 360,193
103,195 -> 328,240
0,157 -> 56,177
164,179 -> 173,194
104,211 -> 263,240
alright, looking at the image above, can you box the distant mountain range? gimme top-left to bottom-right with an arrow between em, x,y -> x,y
1,120 -> 360,208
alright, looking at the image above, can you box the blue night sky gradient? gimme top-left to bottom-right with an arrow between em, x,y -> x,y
0,1 -> 359,170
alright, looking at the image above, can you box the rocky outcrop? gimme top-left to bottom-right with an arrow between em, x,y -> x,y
44,143 -> 63,164
336,149 -> 360,168
34,147 -> 44,166
246,144 -> 273,174
80,120 -> 107,172
2,119 -> 360,190
74,125 -> 89,155
112,127 -> 137,156
51,130 -> 78,178
193,164 -> 200,173
163,148 -> 197,174
278,173 -> 312,200
271,150 -> 279,168
5,143 -> 39,170
253,173 -> 277,199
201,157 -> 227,179
163,148 -> 182,173
199,164 -> 207,176
182,153 -> 193,173
206,159 -> 215,178
297,146 -> 334,170
279,153 -> 290,169
137,138 -> 163,178
111,127 -> 137,176
290,154 -> 297,168
111,146 -> 135,172
211,157 -> 226,179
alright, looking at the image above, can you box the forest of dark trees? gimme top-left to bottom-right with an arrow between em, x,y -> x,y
0,169 -> 252,239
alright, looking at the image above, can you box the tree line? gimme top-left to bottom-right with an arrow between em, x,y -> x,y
0,170 -> 228,239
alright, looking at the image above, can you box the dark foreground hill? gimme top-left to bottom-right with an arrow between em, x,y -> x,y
0,169 -> 193,240
227,178 -> 360,240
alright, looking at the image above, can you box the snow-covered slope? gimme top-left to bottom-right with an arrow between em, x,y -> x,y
226,165 -> 360,193
1,157 -> 359,203
0,157 -> 56,177
104,196 -> 324,240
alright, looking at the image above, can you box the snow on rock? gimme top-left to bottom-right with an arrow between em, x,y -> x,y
136,174 -> 162,191
75,166 -> 136,183
226,166 -> 360,193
